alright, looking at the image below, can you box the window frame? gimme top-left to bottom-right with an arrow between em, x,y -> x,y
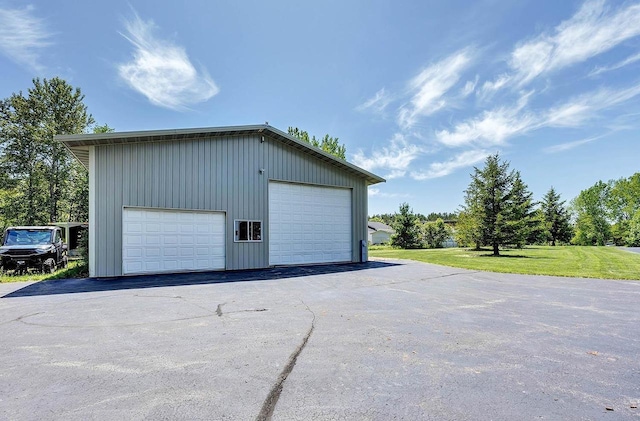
233,219 -> 263,243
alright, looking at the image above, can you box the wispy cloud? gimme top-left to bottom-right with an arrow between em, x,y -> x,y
354,0 -> 640,182
368,187 -> 411,198
0,5 -> 52,71
118,11 -> 219,110
397,49 -> 473,129
435,91 -> 535,147
544,83 -> 640,127
437,82 -> 640,149
590,52 -> 640,76
357,88 -> 392,114
543,136 -> 600,153
460,76 -> 479,97
352,133 -> 424,180
486,0 -> 640,90
411,150 -> 490,180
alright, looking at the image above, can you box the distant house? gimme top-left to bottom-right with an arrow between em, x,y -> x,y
368,221 -> 394,245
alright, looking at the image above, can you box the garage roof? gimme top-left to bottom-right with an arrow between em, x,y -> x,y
56,124 -> 385,185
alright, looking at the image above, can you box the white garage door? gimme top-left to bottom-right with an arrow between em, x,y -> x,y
122,208 -> 225,275
269,182 -> 352,265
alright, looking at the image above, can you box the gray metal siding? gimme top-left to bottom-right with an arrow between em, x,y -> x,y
92,134 -> 368,276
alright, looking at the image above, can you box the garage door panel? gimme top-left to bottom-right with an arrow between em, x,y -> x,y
269,182 -> 351,265
122,208 -> 225,275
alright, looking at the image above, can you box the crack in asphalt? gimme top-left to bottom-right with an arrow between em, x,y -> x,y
0,312 -> 44,326
256,302 -> 316,421
370,271 -> 480,288
216,302 -> 226,317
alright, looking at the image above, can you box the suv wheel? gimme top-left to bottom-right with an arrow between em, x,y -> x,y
42,258 -> 56,274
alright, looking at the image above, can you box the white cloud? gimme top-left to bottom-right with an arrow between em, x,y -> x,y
435,91 -> 535,147
357,88 -> 392,114
484,0 -> 640,91
460,76 -> 479,97
397,49 -> 473,129
411,150 -> 490,180
0,5 -> 52,71
544,83 -> 640,127
352,1 -> 640,182
368,187 -> 411,198
118,11 -> 219,110
436,82 -> 640,148
543,136 -> 600,153
352,133 -> 423,180
590,51 -> 640,76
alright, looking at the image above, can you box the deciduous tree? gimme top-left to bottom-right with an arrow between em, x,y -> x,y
571,181 -> 611,246
287,127 -> 346,160
421,218 -> 450,249
0,77 -> 94,224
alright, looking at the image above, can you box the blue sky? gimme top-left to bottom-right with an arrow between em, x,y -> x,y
1,0 -> 640,215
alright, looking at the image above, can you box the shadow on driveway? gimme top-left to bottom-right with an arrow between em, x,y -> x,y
2,261 -> 400,298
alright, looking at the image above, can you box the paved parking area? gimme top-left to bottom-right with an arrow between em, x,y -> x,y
1,260 -> 639,420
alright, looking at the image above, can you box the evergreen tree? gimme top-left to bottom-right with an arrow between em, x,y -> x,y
540,187 -> 572,246
390,202 -> 421,249
461,153 -> 532,256
506,172 -> 537,248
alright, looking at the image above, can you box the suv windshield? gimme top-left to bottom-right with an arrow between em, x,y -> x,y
3,229 -> 52,246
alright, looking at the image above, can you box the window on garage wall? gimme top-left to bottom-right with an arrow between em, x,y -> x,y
234,220 -> 262,242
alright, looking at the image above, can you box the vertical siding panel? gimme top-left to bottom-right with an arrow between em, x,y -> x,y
122,145 -> 130,207
114,147 -> 124,274
106,147 -> 115,275
200,139 -> 206,209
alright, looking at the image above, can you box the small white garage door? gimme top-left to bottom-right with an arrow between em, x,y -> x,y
269,182 -> 352,265
122,208 -> 225,275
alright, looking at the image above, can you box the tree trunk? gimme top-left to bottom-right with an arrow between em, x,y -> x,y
493,242 -> 500,256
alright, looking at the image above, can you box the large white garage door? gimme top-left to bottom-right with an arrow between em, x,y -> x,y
269,182 -> 352,265
122,208 -> 225,275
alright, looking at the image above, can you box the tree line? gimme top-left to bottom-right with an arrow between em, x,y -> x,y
384,154 -> 639,252
0,77 -> 107,231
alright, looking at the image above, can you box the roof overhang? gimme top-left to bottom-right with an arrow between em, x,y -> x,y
56,124 -> 385,185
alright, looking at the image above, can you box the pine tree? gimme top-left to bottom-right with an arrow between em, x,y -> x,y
390,202 -> 421,249
460,153 -> 534,256
540,187 -> 572,246
506,172 -> 537,248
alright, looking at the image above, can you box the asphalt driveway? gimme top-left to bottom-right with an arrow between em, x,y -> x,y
1,260 -> 639,420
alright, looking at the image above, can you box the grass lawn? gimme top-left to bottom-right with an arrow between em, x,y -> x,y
369,246 -> 640,280
0,260 -> 88,283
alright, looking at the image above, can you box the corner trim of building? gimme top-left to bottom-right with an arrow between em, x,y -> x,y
88,146 -> 96,277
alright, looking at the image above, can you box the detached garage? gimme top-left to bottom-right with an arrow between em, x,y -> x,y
57,124 -> 384,277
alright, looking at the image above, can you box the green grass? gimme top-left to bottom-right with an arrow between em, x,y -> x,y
0,260 -> 88,283
369,246 -> 640,280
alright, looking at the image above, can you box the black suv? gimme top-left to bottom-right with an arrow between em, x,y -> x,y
0,226 -> 68,274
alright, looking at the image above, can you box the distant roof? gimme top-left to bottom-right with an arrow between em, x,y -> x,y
368,221 -> 394,232
56,124 -> 385,185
